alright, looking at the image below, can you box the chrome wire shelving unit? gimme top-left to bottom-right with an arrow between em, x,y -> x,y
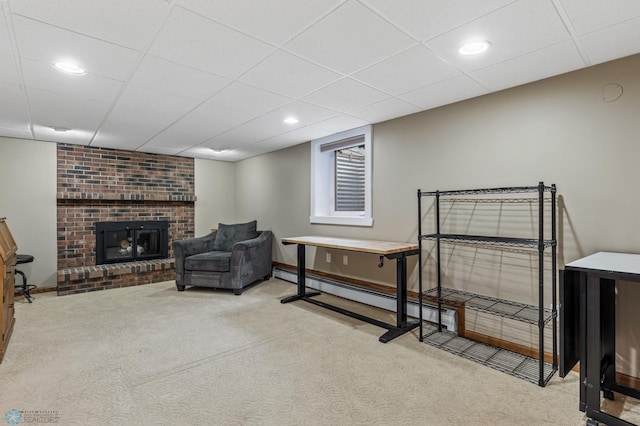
417,182 -> 558,387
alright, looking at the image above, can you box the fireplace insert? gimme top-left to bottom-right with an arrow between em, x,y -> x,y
95,220 -> 169,265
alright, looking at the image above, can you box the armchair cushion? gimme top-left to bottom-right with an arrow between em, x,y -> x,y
185,251 -> 231,272
213,220 -> 258,252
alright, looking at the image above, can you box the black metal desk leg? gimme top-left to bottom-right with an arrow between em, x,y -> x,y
378,253 -> 419,343
281,244 -> 320,304
396,254 -> 408,327
297,244 -> 306,297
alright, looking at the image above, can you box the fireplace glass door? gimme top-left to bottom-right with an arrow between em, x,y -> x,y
96,221 -> 169,265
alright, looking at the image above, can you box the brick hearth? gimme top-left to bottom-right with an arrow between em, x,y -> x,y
56,144 -> 195,295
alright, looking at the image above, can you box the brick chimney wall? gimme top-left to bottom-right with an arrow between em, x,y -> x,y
56,144 -> 196,294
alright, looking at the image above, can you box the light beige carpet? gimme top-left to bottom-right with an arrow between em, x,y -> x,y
1,279 -> 638,426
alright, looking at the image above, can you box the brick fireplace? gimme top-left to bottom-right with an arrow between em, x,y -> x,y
56,144 -> 195,295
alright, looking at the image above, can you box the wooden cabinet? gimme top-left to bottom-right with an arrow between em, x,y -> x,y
0,218 -> 17,362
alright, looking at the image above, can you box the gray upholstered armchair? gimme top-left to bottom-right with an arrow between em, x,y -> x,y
173,220 -> 273,295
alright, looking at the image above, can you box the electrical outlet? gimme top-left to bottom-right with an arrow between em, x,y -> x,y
343,255 -> 348,265
326,253 -> 331,263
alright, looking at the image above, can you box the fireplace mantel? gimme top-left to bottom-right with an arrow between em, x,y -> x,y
57,192 -> 197,202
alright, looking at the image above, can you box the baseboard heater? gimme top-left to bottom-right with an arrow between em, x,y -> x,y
273,266 -> 457,332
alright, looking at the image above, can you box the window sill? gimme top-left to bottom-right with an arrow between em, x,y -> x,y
310,215 -> 373,227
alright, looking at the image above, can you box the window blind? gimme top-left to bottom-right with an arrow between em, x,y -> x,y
335,147 -> 365,211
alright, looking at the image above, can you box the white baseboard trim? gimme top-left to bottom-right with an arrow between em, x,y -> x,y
273,267 -> 457,332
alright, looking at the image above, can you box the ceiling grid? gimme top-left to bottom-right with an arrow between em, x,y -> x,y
0,0 -> 639,161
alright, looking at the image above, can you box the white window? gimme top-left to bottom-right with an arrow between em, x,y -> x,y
310,125 -> 372,226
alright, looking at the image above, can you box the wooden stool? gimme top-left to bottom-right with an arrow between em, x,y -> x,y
15,254 -> 36,303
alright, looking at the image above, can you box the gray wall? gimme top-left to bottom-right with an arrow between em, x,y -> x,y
235,53 -> 640,377
194,158 -> 236,237
0,137 -> 57,288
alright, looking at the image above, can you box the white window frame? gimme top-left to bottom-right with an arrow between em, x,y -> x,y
310,125 -> 373,227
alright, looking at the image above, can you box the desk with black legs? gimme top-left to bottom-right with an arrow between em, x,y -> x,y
281,236 -> 420,343
561,252 -> 640,426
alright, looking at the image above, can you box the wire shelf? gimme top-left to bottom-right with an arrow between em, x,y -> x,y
422,287 -> 555,325
438,197 -> 554,204
423,328 -> 557,386
419,233 -> 556,250
419,185 -> 555,197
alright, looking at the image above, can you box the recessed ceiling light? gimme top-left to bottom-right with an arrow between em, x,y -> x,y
284,116 -> 299,124
52,61 -> 87,75
458,41 -> 490,56
50,126 -> 70,133
210,148 -> 226,153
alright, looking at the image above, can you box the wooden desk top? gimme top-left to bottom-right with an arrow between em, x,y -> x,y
281,236 -> 418,255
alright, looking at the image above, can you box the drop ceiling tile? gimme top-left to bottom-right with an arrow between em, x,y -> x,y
349,98 -> 421,123
129,55 -> 230,101
284,0 -> 416,74
362,0 -> 515,41
178,146 -> 225,159
177,0 -> 344,45
21,58 -> 123,101
239,50 -> 341,99
306,115 -> 371,136
0,8 -> 12,54
260,114 -> 370,148
0,52 -> 20,84
425,0 -> 571,72
33,125 -> 95,145
557,0 -> 640,35
0,127 -> 33,140
204,82 -> 292,116
471,40 -> 586,91
206,101 -> 339,148
353,45 -> 461,95
12,15 -> 140,81
303,78 -> 389,112
27,88 -> 112,132
235,143 -> 279,158
0,82 -> 29,129
149,6 -> 274,78
204,121 -> 282,149
399,75 -> 488,110
141,103 -> 255,150
192,128 -> 249,149
93,85 -> 202,149
270,100 -> 341,128
249,118 -> 373,156
105,84 -> 202,128
577,17 -> 640,65
91,128 -> 153,151
141,146 -> 183,156
8,0 -> 171,50
179,147 -> 245,162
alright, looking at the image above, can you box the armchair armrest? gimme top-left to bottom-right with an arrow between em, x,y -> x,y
232,230 -> 272,251
173,232 -> 217,277
230,230 -> 273,282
